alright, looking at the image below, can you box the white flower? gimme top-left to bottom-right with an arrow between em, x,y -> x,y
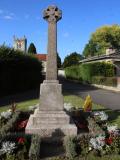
93,111 -> 100,116
0,110 -> 12,119
107,125 -> 119,135
89,147 -> 92,151
8,109 -> 12,112
64,103 -> 73,111
92,111 -> 108,121
0,141 -> 16,155
99,111 -> 108,121
90,135 -> 105,150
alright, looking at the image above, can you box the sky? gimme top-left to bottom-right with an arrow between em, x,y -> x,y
0,0 -> 120,61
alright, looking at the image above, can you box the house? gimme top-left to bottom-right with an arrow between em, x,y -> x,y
34,54 -> 47,72
80,49 -> 120,88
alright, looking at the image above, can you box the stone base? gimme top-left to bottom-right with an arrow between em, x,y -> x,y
25,80 -> 77,138
26,108 -> 77,137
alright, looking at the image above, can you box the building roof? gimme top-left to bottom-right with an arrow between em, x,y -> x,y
35,54 -> 47,61
80,53 -> 120,64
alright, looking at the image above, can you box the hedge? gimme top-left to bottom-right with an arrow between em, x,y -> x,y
65,65 -> 82,81
0,45 -> 43,97
65,62 -> 116,86
29,134 -> 41,160
64,136 -> 77,159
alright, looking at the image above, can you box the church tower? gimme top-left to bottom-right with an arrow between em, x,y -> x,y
13,36 -> 27,53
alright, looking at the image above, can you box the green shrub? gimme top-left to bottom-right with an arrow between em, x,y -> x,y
64,136 -> 77,159
29,134 -> 41,160
65,65 -> 82,81
0,45 -> 43,97
65,62 -> 115,85
77,135 -> 90,157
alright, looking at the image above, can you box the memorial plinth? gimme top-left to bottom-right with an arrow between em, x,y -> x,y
25,5 -> 77,138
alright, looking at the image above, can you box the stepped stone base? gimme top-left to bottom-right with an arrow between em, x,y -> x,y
26,109 -> 77,137
25,80 -> 77,138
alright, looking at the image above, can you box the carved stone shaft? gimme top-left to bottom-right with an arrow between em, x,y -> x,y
47,22 -> 57,80
43,5 -> 62,80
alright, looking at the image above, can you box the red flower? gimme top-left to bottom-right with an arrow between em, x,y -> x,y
105,137 -> 113,145
18,120 -> 28,129
18,137 -> 25,144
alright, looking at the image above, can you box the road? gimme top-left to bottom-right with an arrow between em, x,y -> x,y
60,77 -> 120,110
0,77 -> 120,110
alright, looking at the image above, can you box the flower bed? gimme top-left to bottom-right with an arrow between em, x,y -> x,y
0,133 -> 41,160
0,133 -> 31,160
0,107 -> 41,160
0,101 -> 120,159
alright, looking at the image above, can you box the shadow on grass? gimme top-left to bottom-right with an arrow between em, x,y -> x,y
0,89 -> 40,107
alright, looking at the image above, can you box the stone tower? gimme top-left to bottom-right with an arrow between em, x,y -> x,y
13,36 -> 27,53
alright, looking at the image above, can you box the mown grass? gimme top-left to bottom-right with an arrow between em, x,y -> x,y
64,94 -> 105,110
0,99 -> 39,113
0,94 -> 120,127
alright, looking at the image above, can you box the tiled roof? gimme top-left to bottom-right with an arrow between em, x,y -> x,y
35,54 -> 47,61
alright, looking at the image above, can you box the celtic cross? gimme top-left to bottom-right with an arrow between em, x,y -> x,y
43,6 -> 62,80
43,5 -> 62,23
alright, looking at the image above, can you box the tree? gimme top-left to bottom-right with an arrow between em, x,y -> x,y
82,40 -> 97,57
57,53 -> 62,68
83,25 -> 120,57
63,52 -> 83,68
28,43 -> 37,54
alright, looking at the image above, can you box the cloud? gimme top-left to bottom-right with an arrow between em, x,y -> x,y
3,15 -> 13,20
0,9 -> 16,20
63,32 -> 69,38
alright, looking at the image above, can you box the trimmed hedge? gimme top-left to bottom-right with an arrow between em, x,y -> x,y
29,134 -> 41,160
64,136 -> 77,159
0,45 -> 43,97
65,65 -> 82,81
65,62 -> 116,86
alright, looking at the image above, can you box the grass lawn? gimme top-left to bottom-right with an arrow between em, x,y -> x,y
0,94 -> 120,127
0,99 -> 39,113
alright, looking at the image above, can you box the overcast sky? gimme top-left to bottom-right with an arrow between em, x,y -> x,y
0,0 -> 120,61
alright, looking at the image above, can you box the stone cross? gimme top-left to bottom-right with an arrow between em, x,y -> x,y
25,6 -> 77,137
43,6 -> 62,80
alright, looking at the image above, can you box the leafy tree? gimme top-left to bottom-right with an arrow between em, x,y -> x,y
57,53 -> 62,68
28,43 -> 37,54
83,40 -> 97,57
63,52 -> 83,68
83,25 -> 120,57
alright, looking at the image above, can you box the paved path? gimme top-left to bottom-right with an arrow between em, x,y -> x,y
0,77 -> 120,110
60,77 -> 120,110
